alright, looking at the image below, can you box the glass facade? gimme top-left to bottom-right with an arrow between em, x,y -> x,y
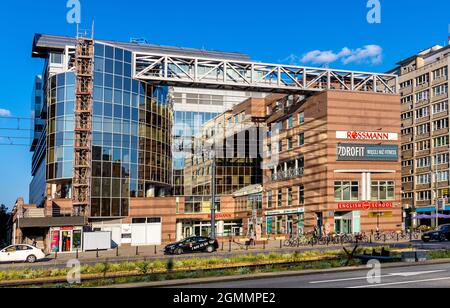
173,110 -> 218,195
90,43 -> 172,217
45,43 -> 172,218
46,72 -> 76,181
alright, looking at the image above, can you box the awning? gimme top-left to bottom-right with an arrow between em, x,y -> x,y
416,206 -> 450,213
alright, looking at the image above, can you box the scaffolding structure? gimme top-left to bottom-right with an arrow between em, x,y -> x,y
72,36 -> 94,217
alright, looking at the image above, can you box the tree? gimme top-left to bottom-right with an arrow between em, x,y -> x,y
0,204 -> 11,247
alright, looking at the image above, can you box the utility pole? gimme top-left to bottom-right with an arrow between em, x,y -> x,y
210,150 -> 216,239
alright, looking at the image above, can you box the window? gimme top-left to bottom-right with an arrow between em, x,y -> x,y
277,190 -> 282,208
416,91 -> 429,103
417,190 -> 431,201
50,53 -> 63,64
401,111 -> 413,120
436,153 -> 449,165
298,133 -> 305,147
287,138 -> 293,150
402,176 -> 413,183
401,95 -> 413,105
416,140 -> 430,151
287,188 -> 293,207
267,191 -> 273,209
278,140 -> 283,153
433,101 -> 448,114
416,157 -> 431,168
402,144 -> 413,152
287,116 -> 293,129
402,127 -> 413,136
434,136 -> 449,148
416,173 -> 431,185
299,112 -> 305,125
415,106 -> 429,118
416,74 -> 429,86
334,181 -> 359,201
433,118 -> 448,131
433,84 -> 448,97
416,124 -> 430,135
371,181 -> 395,201
433,67 -> 448,80
400,80 -> 412,89
402,160 -> 413,167
298,185 -> 305,205
437,171 -> 449,182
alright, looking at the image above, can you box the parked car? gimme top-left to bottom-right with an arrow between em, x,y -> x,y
164,236 -> 219,255
422,224 -> 450,242
0,245 -> 46,263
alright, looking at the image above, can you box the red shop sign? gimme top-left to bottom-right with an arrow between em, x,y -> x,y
337,202 -> 394,210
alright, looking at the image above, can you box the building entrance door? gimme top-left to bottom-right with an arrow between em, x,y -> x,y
335,212 -> 353,234
61,231 -> 72,252
287,218 -> 294,236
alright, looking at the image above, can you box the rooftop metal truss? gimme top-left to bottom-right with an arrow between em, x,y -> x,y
134,53 -> 398,94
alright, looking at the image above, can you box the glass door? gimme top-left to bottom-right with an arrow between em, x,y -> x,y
61,231 -> 72,252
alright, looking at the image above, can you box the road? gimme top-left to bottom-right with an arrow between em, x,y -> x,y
180,262 -> 450,288
1,240 -> 449,272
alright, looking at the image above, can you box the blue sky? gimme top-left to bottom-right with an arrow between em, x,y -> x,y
0,0 -> 449,209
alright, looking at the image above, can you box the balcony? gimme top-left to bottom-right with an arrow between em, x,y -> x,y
415,99 -> 430,109
271,167 -> 304,182
432,128 -> 449,137
415,82 -> 430,92
432,76 -> 448,86
432,93 -> 448,103
400,86 -> 413,96
432,110 -> 449,120
415,115 -> 431,125
401,103 -> 413,113
402,149 -> 414,160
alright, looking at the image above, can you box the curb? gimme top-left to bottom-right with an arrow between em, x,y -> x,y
101,258 -> 450,289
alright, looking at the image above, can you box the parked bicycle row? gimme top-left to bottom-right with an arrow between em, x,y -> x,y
284,230 -> 422,247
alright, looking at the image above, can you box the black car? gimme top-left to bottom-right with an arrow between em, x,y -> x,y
422,224 -> 450,242
164,236 -> 219,255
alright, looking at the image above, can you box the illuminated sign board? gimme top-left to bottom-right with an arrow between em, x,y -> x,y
337,143 -> 399,161
337,202 -> 394,210
336,131 -> 399,141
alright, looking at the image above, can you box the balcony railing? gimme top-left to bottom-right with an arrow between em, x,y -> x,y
271,167 -> 304,182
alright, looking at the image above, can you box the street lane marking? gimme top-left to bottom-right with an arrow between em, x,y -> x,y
349,276 -> 450,288
389,270 -> 446,277
310,270 -> 447,284
310,275 -> 391,284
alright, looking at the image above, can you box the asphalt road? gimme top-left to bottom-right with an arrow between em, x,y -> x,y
1,240 -> 449,272
180,262 -> 450,288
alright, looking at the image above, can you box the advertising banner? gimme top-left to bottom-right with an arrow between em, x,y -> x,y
337,143 -> 399,161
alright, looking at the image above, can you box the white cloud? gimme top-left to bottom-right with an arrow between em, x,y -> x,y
301,50 -> 339,65
341,45 -> 383,65
0,108 -> 11,117
294,45 -> 383,66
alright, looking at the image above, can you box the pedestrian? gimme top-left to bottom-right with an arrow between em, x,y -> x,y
32,239 -> 37,247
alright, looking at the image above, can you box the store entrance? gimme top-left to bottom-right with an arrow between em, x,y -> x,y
335,212 -> 353,234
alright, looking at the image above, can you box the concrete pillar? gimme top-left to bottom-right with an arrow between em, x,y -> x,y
176,222 -> 183,241
217,221 -> 225,237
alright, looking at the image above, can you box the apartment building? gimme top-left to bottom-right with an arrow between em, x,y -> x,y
393,45 -> 450,228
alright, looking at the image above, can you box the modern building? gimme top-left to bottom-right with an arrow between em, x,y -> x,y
263,91 -> 403,236
392,44 -> 450,228
11,33 -> 401,252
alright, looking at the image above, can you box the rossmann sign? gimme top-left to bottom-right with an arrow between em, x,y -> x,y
336,131 -> 399,141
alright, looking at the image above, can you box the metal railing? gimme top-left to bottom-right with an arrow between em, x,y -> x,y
271,167 -> 304,181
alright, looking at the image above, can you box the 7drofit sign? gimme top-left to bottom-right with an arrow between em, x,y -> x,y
337,143 -> 399,161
